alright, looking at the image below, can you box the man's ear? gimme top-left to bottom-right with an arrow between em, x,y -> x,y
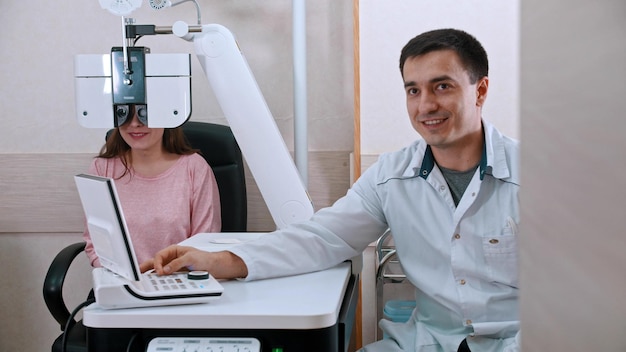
476,76 -> 489,107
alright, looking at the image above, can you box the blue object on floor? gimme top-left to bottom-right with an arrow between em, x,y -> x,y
383,300 -> 416,322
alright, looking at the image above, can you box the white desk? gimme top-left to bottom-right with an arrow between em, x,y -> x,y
83,233 -> 359,352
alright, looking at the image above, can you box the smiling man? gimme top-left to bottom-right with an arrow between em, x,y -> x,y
144,29 -> 521,352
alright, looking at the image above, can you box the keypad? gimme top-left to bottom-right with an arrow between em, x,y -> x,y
145,272 -> 202,292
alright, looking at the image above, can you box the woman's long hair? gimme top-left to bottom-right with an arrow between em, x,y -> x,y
98,126 -> 198,179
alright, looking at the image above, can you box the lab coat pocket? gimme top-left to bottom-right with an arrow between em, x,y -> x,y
482,217 -> 519,287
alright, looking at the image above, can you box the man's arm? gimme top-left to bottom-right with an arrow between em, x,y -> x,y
140,245 -> 248,280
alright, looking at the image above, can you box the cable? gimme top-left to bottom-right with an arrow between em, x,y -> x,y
151,0 -> 202,24
61,297 -> 96,352
171,0 -> 202,24
126,331 -> 139,352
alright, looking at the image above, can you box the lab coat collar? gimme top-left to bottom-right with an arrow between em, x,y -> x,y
415,119 -> 512,181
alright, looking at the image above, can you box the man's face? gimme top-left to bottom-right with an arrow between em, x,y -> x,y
402,49 -> 487,151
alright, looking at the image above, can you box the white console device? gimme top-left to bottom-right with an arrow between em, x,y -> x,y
75,174 -> 224,309
147,337 -> 261,352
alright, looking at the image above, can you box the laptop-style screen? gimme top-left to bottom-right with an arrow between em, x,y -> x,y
74,174 -> 141,282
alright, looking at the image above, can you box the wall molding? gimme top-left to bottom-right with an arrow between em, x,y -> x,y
0,152 -> 351,234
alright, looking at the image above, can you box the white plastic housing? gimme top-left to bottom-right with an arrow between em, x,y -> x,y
92,268 -> 223,309
74,53 -> 192,128
192,24 -> 314,229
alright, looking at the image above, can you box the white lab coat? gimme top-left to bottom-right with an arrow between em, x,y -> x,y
231,119 -> 520,351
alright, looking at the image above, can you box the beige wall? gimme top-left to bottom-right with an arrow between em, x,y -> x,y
0,1 -> 354,153
0,1 -> 353,351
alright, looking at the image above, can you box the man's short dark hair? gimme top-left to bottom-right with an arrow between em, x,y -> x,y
399,28 -> 488,84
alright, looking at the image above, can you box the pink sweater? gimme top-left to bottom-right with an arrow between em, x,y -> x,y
83,153 -> 221,267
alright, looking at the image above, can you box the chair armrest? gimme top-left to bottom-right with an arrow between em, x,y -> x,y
42,242 -> 87,330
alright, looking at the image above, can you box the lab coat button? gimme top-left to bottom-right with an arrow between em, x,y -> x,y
454,233 -> 461,239
466,319 -> 472,325
439,185 -> 446,191
459,279 -> 466,285
489,239 -> 499,244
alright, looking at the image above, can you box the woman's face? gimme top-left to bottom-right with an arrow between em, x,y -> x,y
118,112 -> 165,155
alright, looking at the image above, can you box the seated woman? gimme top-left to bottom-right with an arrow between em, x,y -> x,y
83,105 -> 221,267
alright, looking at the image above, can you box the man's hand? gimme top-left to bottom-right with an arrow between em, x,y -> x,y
140,245 -> 248,280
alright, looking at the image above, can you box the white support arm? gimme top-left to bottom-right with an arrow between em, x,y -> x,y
179,23 -> 314,230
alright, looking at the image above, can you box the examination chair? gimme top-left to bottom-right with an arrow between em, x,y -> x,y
43,121 -> 248,352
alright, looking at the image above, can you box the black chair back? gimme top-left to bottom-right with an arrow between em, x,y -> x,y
181,121 -> 247,232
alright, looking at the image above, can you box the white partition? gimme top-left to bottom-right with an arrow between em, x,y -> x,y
520,0 -> 626,350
